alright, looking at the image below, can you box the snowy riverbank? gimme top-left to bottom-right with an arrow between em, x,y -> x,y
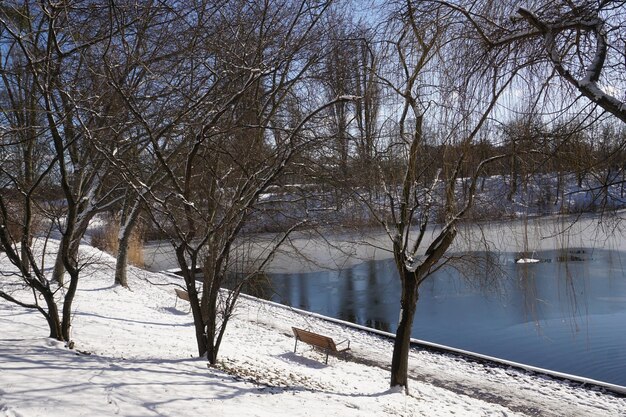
1,243 -> 625,416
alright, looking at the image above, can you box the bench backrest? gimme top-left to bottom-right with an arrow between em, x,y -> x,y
175,288 -> 190,301
292,327 -> 337,351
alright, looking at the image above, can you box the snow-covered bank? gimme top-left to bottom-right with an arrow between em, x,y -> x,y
1,243 -> 625,416
237,292 -> 626,397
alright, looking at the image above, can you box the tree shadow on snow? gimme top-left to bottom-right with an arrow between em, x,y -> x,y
79,283 -> 118,292
73,311 -> 193,327
0,341 -> 273,406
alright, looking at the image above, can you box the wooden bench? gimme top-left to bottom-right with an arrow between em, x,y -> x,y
174,289 -> 209,322
174,288 -> 190,311
292,327 -> 350,364
174,288 -> 190,301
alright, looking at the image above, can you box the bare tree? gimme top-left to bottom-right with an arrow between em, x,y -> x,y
0,3 -> 63,337
321,12 -> 357,179
353,24 -> 381,169
355,0 -> 519,391
500,113 -> 546,202
430,0 -> 626,124
109,0 -> 348,362
98,0 -> 181,287
0,1 -> 123,341
364,0 -> 626,392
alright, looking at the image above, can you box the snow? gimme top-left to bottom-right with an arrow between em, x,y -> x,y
1,242 -> 626,416
515,258 -> 540,264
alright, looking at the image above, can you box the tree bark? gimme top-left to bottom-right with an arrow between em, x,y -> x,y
390,270 -> 419,392
191,297 -> 208,358
61,268 -> 79,341
204,273 -> 220,365
175,246 -> 207,357
114,213 -> 140,288
114,195 -> 143,287
202,246 -> 223,365
43,291 -> 64,340
191,284 -> 208,358
52,244 -> 66,286
114,238 -> 130,287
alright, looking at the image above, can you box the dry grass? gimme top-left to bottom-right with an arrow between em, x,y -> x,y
91,216 -> 144,267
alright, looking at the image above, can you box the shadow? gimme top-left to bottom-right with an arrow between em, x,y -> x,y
0,344 -> 265,402
80,283 -> 118,292
276,352 -> 326,369
219,350 -> 395,400
0,335 -> 402,412
73,311 -> 193,327
161,307 -> 189,316
0,310 -> 35,318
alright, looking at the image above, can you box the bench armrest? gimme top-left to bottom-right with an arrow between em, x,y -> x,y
336,339 -> 350,351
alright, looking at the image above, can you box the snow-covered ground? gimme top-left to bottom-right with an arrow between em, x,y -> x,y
1,243 -> 625,416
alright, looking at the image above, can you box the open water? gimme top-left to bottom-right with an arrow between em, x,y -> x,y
242,248 -> 626,387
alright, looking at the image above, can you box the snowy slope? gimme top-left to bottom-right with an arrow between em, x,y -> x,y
1,243 -> 625,416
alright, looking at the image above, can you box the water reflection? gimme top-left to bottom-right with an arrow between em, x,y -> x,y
239,248 -> 626,387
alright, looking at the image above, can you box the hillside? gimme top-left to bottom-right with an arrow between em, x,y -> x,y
1,242 -> 625,416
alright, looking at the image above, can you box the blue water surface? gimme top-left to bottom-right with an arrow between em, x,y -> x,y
246,248 -> 626,387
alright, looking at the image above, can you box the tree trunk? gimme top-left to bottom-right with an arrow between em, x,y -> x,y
52,235 -> 81,287
204,312 -> 215,363
187,272 -> 208,358
54,208 -> 93,286
188,278 -> 207,358
20,240 -> 31,275
204,279 -> 220,365
61,270 -> 79,341
390,270 -> 419,392
192,302 -> 207,358
52,246 -> 66,286
43,291 -> 64,340
175,246 -> 207,357
46,315 -> 64,340
114,238 -> 130,287
114,197 -> 142,287
206,338 -> 218,364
